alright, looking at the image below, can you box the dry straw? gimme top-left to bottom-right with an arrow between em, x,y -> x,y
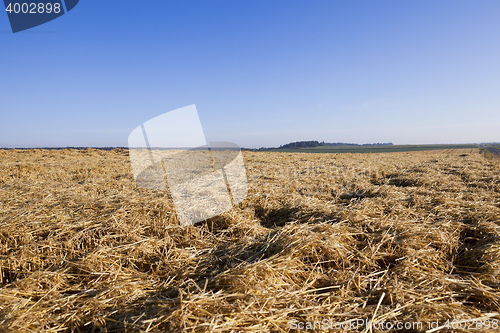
0,148 -> 499,332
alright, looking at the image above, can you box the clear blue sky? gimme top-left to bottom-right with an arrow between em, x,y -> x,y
1,1 -> 499,148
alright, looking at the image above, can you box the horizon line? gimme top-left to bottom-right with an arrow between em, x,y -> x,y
2,142 -> 498,150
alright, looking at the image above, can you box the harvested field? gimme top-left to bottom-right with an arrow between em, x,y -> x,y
1,148 -> 500,332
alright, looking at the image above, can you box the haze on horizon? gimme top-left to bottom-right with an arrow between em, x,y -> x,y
1,1 -> 499,149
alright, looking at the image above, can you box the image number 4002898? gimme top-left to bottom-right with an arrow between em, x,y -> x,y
3,0 -> 79,33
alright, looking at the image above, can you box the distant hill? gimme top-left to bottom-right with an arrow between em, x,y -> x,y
244,141 -> 394,151
278,141 -> 393,149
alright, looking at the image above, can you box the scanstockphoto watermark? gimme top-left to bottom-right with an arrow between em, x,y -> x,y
250,156 -> 384,181
128,105 -> 248,227
249,161 -> 382,198
3,0 -> 79,33
127,105 -> 382,227
290,318 -> 424,331
290,318 -> 499,331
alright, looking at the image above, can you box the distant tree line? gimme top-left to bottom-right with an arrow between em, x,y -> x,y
278,141 -> 393,149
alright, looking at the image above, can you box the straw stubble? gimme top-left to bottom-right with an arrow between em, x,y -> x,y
0,147 -> 499,332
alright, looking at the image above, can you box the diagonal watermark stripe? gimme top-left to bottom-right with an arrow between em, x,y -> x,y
128,105 -> 248,227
